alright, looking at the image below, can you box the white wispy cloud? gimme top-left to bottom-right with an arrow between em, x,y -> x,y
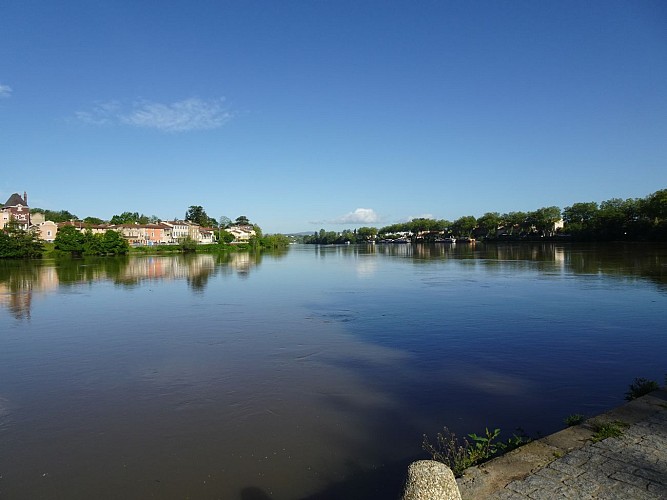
123,98 -> 231,131
333,208 -> 381,224
0,84 -> 12,98
75,97 -> 231,132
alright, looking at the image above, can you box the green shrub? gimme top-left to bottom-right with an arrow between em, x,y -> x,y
625,378 -> 659,401
590,420 -> 628,442
564,414 -> 586,426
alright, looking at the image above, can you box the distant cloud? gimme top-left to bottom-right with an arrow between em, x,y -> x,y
75,101 -> 120,125
0,84 -> 12,98
333,208 -> 380,224
75,97 -> 231,132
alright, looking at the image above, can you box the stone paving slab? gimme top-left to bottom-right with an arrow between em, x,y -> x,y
457,389 -> 667,499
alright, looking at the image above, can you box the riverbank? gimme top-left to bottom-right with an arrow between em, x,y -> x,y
454,387 -> 667,499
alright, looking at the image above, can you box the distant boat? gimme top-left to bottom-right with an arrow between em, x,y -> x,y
435,237 -> 456,243
457,237 -> 475,243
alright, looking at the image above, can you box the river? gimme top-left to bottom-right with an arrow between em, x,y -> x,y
1,242 -> 666,499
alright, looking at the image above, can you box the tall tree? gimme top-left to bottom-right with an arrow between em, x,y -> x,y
235,215 -> 251,226
185,206 -> 210,226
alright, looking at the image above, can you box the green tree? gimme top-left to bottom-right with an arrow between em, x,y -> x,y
563,202 -> 599,237
476,212 -> 501,238
0,220 -> 44,259
642,189 -> 667,222
235,215 -> 251,225
111,212 -> 143,224
83,216 -> 105,225
217,230 -> 235,244
185,206 -> 211,226
597,198 -> 638,239
452,216 -> 477,237
102,230 -> 130,254
357,226 -> 378,241
527,206 -> 561,237
83,230 -> 104,255
31,208 -> 78,223
179,236 -> 198,253
260,234 -> 290,249
54,225 -> 86,256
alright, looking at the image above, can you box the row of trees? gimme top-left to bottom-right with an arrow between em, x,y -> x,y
302,227 -> 379,245
54,226 -> 130,256
29,205 -> 253,231
303,189 -> 667,243
561,190 -> 667,240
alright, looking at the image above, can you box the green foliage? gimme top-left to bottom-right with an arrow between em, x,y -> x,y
589,420 -> 628,442
260,233 -> 290,249
452,215 -> 477,237
625,377 -> 659,401
83,216 -> 105,224
476,212 -> 501,238
100,230 -> 130,255
179,236 -> 198,253
110,211 -> 150,224
564,414 -> 586,426
235,215 -> 250,225
31,208 -> 78,223
526,206 -> 562,237
356,226 -> 378,241
561,189 -> 667,240
0,221 -> 44,259
55,226 -> 129,256
423,427 -> 530,477
54,225 -> 86,255
217,230 -> 235,244
185,205 -> 217,227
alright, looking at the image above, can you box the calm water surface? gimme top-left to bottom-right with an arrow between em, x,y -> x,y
1,243 -> 666,499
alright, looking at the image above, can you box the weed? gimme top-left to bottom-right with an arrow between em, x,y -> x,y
422,427 -> 530,477
564,414 -> 586,426
625,377 -> 659,401
589,419 -> 628,442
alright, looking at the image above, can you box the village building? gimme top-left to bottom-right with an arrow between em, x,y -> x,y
225,224 -> 256,242
1,192 -> 31,230
3,191 -> 246,245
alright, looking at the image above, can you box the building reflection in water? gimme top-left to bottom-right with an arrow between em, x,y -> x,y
0,253 -> 264,319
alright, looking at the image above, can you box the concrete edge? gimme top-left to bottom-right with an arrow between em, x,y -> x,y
455,388 -> 667,499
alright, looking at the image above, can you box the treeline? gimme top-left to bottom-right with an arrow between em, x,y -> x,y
53,226 -> 130,256
303,188 -> 667,243
28,206 -> 249,230
303,227 -> 378,245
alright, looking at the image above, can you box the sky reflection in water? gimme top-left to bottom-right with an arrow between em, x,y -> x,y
0,243 -> 666,499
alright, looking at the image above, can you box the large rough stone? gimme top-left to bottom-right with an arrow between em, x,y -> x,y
402,460 -> 462,500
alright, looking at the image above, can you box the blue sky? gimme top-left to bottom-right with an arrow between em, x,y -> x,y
1,0 -> 665,233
